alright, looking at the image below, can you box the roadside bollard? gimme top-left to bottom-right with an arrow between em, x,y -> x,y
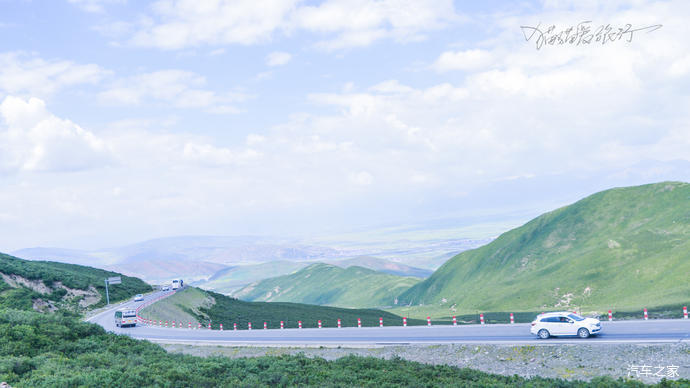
220,323 -> 223,331
357,318 -> 361,328
264,322 -> 267,330
479,314 -> 485,325
454,316 -> 458,326
337,319 -> 341,328
208,322 -> 211,330
608,310 -> 613,321
379,317 -> 383,327
684,306 -> 688,319
172,321 -> 175,328
248,322 -> 252,330
298,321 -> 302,329
318,320 -> 322,328
403,317 -> 407,327
427,316 -> 431,326
233,323 -> 237,331
280,321 -> 284,329
509,313 -> 514,324
198,322 -> 201,329
188,322 -> 191,329
644,308 -> 648,320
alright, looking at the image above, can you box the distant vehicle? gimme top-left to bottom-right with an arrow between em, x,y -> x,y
133,294 -> 144,302
171,279 -> 181,290
531,312 -> 601,339
115,308 -> 137,327
161,285 -> 170,291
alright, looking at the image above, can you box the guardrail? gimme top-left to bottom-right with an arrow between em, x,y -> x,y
136,298 -> 690,331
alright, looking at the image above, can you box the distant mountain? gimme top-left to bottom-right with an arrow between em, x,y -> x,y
194,261 -> 310,294
327,256 -> 432,278
233,263 -> 420,308
398,182 -> 690,313
13,236 -> 345,283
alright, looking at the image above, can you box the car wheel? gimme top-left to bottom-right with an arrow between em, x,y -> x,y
538,329 -> 550,339
578,328 -> 590,338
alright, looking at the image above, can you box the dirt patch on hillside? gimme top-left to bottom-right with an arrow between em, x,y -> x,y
0,272 -> 52,294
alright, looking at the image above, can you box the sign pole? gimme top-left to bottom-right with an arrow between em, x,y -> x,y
105,278 -> 110,305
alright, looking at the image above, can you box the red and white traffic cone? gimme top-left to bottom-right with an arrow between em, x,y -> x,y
188,322 -> 191,329
208,322 -> 211,330
479,314 -> 485,325
509,313 -> 514,324
220,323 -> 223,331
166,321 -> 169,327
264,322 -> 267,330
248,322 -> 252,330
357,318 -> 361,328
684,306 -> 688,319
298,321 -> 302,329
337,319 -> 341,328
379,317 -> 383,327
159,320 -> 162,326
644,308 -> 648,320
427,316 -> 431,326
233,323 -> 237,331
608,310 -> 613,321
318,320 -> 322,328
280,321 -> 284,329
403,317 -> 407,327
453,316 -> 458,326
172,321 -> 176,328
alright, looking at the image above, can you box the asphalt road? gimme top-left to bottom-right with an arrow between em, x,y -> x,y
87,291 -> 690,346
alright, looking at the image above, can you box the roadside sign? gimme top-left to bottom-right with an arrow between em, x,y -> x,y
107,276 -> 122,284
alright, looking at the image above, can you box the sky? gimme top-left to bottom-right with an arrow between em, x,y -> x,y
0,0 -> 689,251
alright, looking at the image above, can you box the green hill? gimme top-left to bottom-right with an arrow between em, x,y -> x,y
196,260 -> 309,294
397,182 -> 690,316
141,287 -> 426,328
233,263 -> 420,308
0,252 -> 152,312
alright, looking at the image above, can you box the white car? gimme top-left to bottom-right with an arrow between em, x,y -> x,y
133,294 -> 144,302
530,312 -> 601,339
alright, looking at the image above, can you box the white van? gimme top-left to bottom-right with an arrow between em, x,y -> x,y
171,279 -> 180,290
115,308 -> 137,327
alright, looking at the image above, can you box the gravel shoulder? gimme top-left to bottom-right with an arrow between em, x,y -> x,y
160,342 -> 690,384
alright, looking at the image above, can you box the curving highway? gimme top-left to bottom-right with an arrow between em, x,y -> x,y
87,290 -> 690,346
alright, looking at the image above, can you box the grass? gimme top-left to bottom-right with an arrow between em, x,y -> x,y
399,182 -> 690,313
143,287 -> 428,328
233,263 -> 420,309
0,252 -> 152,310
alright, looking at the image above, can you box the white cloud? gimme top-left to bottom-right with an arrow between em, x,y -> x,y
266,51 -> 292,66
0,96 -> 110,173
433,49 -> 494,72
99,69 -> 246,113
123,0 -> 459,50
68,0 -> 125,13
0,52 -> 108,97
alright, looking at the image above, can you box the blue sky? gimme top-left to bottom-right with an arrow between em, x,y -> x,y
1,0 -> 689,250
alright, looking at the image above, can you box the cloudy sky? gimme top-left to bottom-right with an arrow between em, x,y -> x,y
1,0 -> 689,250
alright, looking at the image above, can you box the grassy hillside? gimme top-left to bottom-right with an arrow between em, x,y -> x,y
234,263 -> 420,308
398,182 -> 690,317
142,287 -> 428,328
328,256 -> 433,278
0,252 -> 151,311
197,260 -> 309,294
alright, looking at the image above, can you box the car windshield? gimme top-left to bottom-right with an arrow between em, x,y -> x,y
568,313 -> 585,321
